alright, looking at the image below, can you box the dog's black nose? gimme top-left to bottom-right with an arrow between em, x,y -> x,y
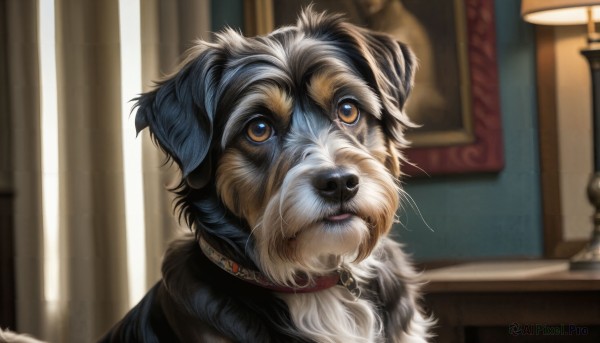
312,168 -> 359,202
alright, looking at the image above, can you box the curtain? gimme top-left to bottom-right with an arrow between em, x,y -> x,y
4,0 -> 211,341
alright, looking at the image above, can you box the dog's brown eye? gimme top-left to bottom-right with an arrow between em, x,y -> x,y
337,102 -> 360,125
246,119 -> 273,143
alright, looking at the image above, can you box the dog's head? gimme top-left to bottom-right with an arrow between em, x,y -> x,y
135,9 -> 415,285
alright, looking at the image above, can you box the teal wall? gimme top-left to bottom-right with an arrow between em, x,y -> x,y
210,0 -> 544,261
396,0 -> 543,261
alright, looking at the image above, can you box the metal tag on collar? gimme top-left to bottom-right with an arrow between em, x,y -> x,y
337,267 -> 361,298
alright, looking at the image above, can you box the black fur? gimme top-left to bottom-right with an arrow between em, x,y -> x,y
100,239 -> 311,342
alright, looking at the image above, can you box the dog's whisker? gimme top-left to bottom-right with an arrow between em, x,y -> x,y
245,221 -> 262,255
399,188 -> 435,232
404,159 -> 431,178
392,212 -> 401,224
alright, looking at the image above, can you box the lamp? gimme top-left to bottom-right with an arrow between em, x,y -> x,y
522,0 -> 600,270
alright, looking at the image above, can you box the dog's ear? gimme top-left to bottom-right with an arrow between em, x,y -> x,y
354,27 -> 416,142
135,44 -> 223,188
349,26 -> 417,176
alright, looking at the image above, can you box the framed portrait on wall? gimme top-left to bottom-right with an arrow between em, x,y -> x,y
244,0 -> 503,176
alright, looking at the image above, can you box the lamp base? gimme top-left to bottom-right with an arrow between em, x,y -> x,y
570,234 -> 600,271
570,172 -> 600,271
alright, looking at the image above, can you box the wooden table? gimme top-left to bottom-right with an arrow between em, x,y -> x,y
420,260 -> 600,342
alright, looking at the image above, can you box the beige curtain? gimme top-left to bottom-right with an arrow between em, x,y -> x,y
6,0 -> 45,339
141,0 -> 212,292
5,0 -> 211,341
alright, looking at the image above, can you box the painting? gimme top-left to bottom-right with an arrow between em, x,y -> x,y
244,0 -> 503,176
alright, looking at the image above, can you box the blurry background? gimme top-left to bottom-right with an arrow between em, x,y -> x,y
0,0 -> 594,341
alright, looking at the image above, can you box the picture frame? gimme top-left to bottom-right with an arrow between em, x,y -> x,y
244,0 -> 503,176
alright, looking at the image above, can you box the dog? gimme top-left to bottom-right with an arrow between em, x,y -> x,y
100,8 -> 433,343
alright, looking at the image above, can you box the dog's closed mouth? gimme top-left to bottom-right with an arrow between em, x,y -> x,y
325,212 -> 354,223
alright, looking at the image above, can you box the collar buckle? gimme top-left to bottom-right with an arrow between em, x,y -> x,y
337,267 -> 361,299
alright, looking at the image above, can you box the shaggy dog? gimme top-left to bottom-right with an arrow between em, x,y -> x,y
100,9 -> 433,343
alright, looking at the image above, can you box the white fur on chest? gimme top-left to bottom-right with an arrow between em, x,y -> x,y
279,286 -> 382,343
275,243 -> 433,343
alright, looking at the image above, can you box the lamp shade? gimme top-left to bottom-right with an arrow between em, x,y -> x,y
522,0 -> 600,25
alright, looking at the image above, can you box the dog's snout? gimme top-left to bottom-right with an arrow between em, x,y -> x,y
312,168 -> 359,202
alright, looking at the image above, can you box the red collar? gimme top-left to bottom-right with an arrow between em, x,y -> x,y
199,237 -> 360,296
